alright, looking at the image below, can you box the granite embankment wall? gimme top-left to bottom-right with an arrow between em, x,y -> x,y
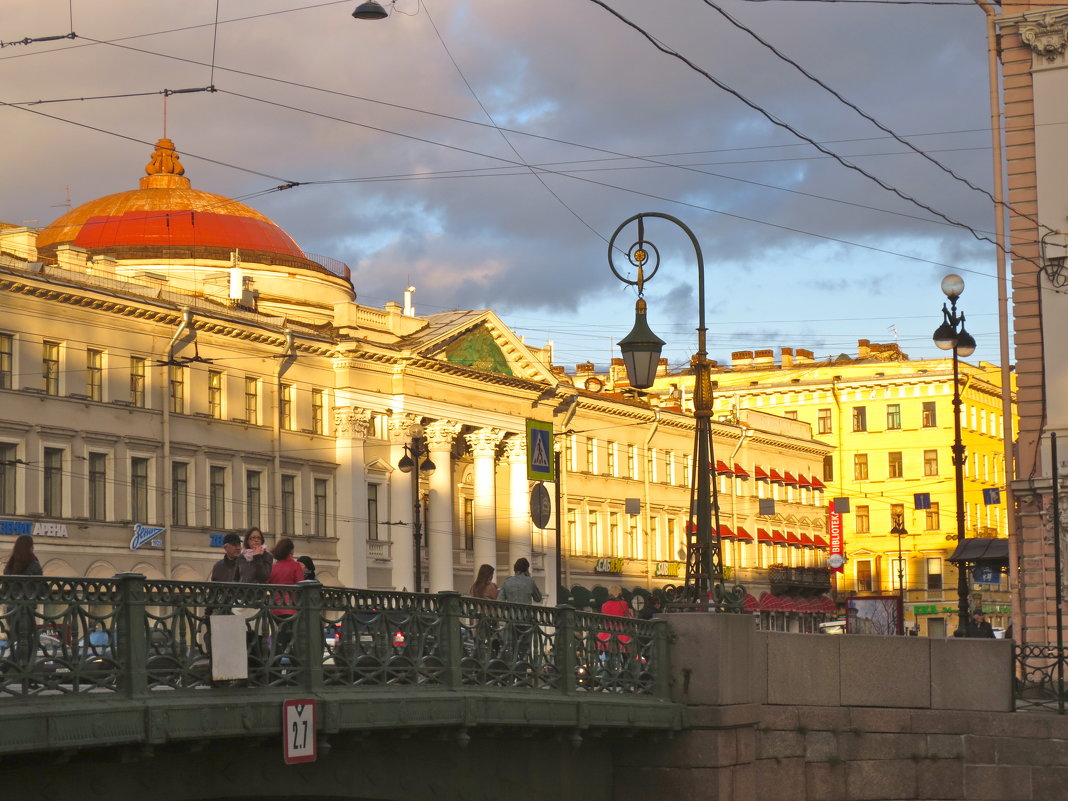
615,615 -> 1068,801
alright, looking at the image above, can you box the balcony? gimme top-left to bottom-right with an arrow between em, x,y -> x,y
768,565 -> 832,595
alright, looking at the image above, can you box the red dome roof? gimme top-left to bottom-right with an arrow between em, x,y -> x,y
37,139 -> 306,263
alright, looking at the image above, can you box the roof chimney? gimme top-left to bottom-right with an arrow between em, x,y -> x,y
780,347 -> 794,369
403,286 -> 416,317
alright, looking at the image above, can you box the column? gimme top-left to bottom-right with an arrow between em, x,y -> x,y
425,420 -> 461,592
465,428 -> 504,577
503,435 -> 531,570
389,415 -> 418,592
333,406 -> 372,589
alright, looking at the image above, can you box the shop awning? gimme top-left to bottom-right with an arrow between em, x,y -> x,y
754,466 -> 769,481
772,530 -> 787,543
735,526 -> 754,542
769,469 -> 785,484
812,534 -> 829,548
800,532 -> 815,547
947,537 -> 1009,566
786,532 -> 801,546
733,463 -> 750,478
810,476 -> 826,489
757,528 -> 773,543
718,524 -> 734,539
714,460 -> 733,475
797,474 -> 811,487
783,472 -> 798,485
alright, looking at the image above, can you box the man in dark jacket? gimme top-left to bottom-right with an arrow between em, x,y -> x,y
209,533 -> 242,582
965,609 -> 995,638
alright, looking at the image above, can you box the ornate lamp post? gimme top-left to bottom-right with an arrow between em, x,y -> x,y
932,273 -> 976,633
397,424 -> 435,593
890,513 -> 908,635
607,212 -> 744,612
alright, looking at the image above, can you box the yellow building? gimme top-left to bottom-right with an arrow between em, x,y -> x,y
640,341 -> 1016,637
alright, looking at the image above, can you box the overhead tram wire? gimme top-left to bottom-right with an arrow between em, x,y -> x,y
697,0 -> 1052,236
583,0 -> 1042,273
421,1 -> 608,245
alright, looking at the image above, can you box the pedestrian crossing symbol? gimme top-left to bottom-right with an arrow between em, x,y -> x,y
526,419 -> 555,482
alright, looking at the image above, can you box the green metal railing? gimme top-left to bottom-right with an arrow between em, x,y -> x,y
0,575 -> 669,700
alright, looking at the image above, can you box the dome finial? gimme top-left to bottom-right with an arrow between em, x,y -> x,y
145,138 -> 185,177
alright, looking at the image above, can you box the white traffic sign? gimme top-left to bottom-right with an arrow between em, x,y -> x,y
283,699 -> 317,764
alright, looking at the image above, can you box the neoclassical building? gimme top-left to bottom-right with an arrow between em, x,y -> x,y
0,139 -> 833,617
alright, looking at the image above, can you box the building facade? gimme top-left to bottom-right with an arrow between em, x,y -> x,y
635,341 -> 1016,636
0,139 -> 835,626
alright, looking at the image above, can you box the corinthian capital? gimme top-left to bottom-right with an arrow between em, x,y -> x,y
465,427 -> 505,458
1020,12 -> 1068,61
503,435 -> 527,463
389,413 -> 420,442
424,419 -> 461,451
333,406 -> 372,439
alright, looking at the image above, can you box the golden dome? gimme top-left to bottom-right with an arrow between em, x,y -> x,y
37,139 -> 307,263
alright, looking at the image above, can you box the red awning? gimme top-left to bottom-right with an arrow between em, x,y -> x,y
810,476 -> 826,489
719,524 -> 734,539
769,469 -> 785,484
812,534 -> 829,548
733,463 -> 750,478
757,528 -> 773,543
715,460 -> 734,475
754,465 -> 769,481
783,471 -> 798,485
772,530 -> 787,543
800,532 -> 815,547
797,474 -> 811,487
743,593 -> 759,611
786,532 -> 801,546
735,526 -> 754,542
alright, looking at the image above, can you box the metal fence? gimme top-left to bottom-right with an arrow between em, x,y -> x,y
1015,643 -> 1068,713
0,575 -> 669,700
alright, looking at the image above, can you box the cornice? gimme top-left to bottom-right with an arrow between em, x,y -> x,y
1000,8 -> 1068,62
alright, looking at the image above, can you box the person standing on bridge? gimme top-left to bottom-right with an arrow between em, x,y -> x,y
497,558 -> 542,605
238,527 -> 273,584
3,534 -> 43,671
469,564 -> 498,600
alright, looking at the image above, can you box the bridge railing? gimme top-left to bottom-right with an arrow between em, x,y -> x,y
1015,642 -> 1068,713
0,575 -> 669,700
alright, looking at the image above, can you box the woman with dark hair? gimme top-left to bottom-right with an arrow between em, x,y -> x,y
296,555 -> 316,582
238,527 -> 273,583
4,534 -> 42,577
266,538 -> 303,673
3,534 -> 43,670
468,564 -> 498,599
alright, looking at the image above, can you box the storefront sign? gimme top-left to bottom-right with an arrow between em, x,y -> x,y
654,562 -> 682,577
0,520 -> 69,538
828,504 -> 844,573
594,557 -> 624,574
130,523 -> 165,551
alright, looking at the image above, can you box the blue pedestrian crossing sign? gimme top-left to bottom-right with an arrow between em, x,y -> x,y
526,419 -> 555,482
983,488 -> 1002,505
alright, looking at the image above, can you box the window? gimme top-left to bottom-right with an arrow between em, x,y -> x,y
647,448 -> 657,482
784,410 -> 798,420
311,389 -> 324,434
817,408 -> 832,435
208,370 -> 223,419
43,341 -> 60,396
131,457 -> 149,523
567,509 -> 577,555
130,356 -> 146,407
88,452 -> 107,521
856,505 -> 870,533
856,559 -> 873,592
585,438 -> 595,473
463,498 -> 474,550
924,449 -> 939,477
588,512 -> 599,555
823,454 -> 834,482
281,474 -> 296,535
209,466 -> 226,528
0,333 -> 11,389
367,484 -> 380,541
884,502 -> 901,525
854,453 -> 869,480
925,503 -> 940,531
606,442 -> 616,476
666,451 -> 675,485
314,478 -> 328,536
169,365 -> 184,414
886,404 -> 901,430
888,451 -> 903,479
168,461 -> 187,527
852,406 -> 867,432
244,377 -> 258,424
43,447 -> 63,517
246,470 -> 261,530
628,445 -> 637,479
922,401 -> 937,428
568,435 -> 578,472
87,349 -> 103,401
0,443 -> 15,515
610,512 -> 620,554
926,557 -> 943,590
280,383 -> 293,430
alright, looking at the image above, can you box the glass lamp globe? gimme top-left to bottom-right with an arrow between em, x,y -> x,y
940,274 -> 965,300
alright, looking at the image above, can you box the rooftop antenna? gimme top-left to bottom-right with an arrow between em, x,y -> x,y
50,186 -> 71,210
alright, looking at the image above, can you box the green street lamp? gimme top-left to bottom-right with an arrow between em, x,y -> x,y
607,212 -> 745,612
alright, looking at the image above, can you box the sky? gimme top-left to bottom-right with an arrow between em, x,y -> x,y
0,0 -> 1006,373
